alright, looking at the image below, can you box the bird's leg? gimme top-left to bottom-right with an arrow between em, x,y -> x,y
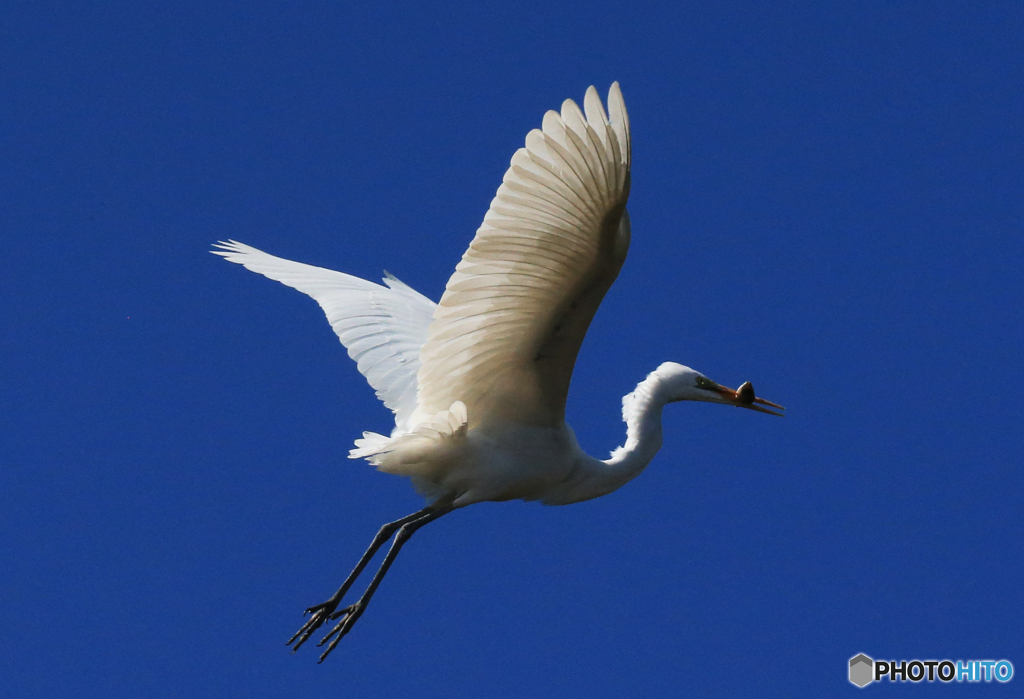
315,503 -> 455,662
287,504 -> 438,652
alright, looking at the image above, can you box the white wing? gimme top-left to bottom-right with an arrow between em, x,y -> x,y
414,83 -> 632,428
212,240 -> 435,433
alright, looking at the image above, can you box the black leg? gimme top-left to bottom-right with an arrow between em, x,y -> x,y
287,504 -> 437,651
315,503 -> 455,662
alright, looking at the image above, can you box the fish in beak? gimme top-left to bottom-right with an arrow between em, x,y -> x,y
713,381 -> 785,416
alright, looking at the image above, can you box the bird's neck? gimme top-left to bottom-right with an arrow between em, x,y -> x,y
603,369 -> 669,484
543,368 -> 679,506
554,370 -> 671,504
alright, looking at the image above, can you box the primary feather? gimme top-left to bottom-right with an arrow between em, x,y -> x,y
413,83 -> 632,429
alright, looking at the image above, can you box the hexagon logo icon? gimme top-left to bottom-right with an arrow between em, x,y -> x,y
849,654 -> 874,687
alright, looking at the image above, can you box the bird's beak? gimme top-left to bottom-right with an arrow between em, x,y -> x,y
712,381 -> 785,416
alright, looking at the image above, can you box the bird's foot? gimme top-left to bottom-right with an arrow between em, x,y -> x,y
286,598 -> 341,652
313,602 -> 365,662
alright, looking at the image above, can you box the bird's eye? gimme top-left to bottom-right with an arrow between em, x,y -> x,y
696,377 -> 707,387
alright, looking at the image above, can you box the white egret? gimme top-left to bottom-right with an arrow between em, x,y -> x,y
214,83 -> 783,662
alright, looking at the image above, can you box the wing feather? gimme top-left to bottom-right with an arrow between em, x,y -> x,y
212,240 -> 435,432
414,83 -> 631,428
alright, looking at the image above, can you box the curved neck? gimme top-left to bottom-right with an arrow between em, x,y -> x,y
544,367 -> 681,506
558,371 -> 668,503
603,369 -> 671,484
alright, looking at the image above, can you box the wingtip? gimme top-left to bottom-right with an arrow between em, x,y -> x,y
211,240 -> 263,262
583,85 -> 611,133
606,82 -> 630,164
211,239 -> 242,253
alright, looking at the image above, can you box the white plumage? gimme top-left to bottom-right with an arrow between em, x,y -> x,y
413,83 -> 631,430
212,241 -> 434,433
213,83 -> 782,661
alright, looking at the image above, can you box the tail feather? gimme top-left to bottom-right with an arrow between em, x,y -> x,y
349,431 -> 392,460
348,402 -> 468,475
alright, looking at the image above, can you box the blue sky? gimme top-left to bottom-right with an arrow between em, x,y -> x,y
2,1 -> 1022,696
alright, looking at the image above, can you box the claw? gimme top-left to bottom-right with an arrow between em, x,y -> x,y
318,625 -> 347,663
287,600 -> 339,651
318,605 -> 354,646
315,603 -> 363,662
287,616 -> 321,651
287,622 -> 308,647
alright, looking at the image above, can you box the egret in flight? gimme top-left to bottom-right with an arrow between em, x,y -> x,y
214,82 -> 783,662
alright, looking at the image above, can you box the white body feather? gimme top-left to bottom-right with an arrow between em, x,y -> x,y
215,84 -> 702,507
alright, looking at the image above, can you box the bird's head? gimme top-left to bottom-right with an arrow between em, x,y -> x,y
657,362 -> 784,416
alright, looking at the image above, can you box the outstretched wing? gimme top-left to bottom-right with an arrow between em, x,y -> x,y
213,240 -> 435,433
414,83 -> 632,428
